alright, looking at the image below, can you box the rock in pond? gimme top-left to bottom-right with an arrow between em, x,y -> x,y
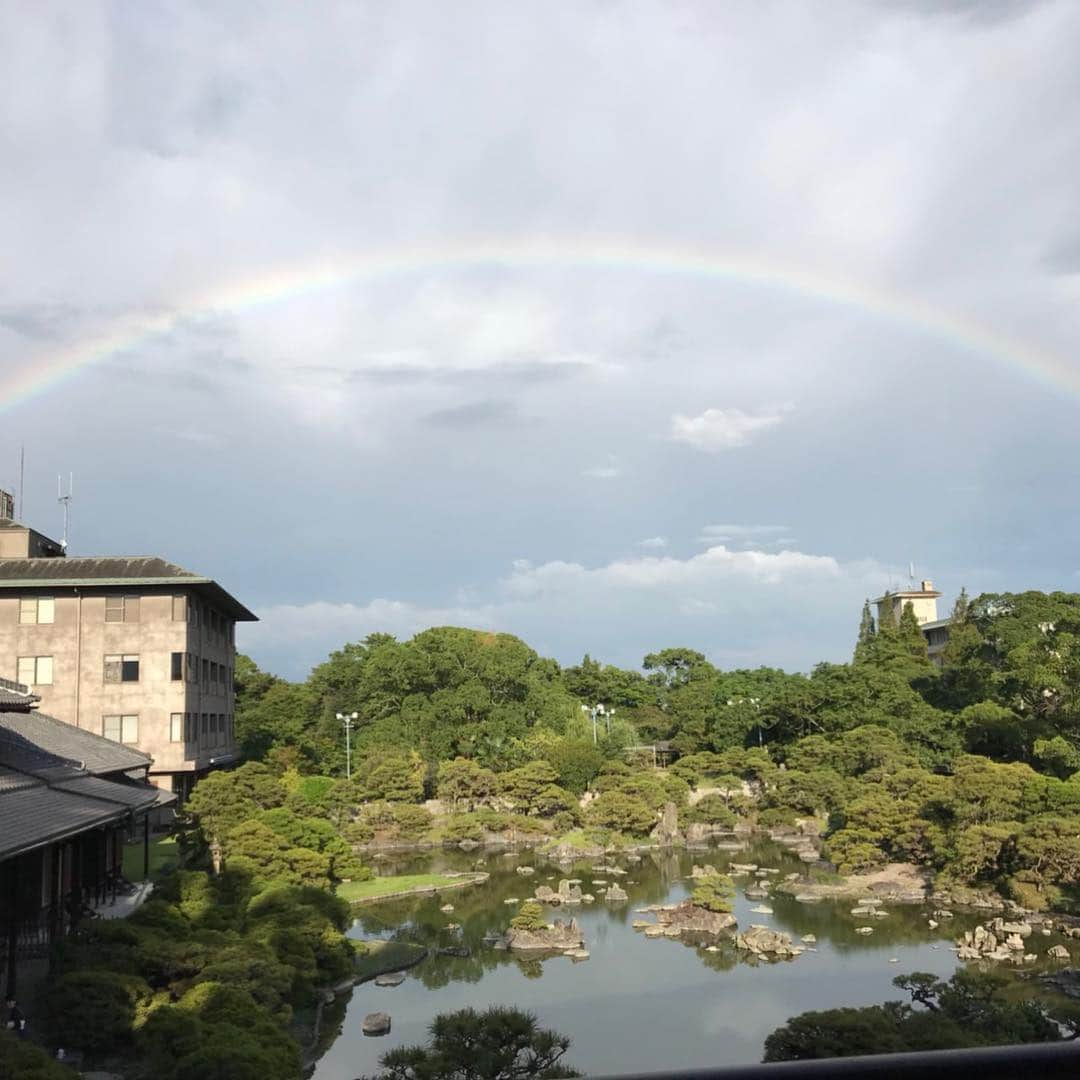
363,1012 -> 392,1036
506,917 -> 585,952
605,885 -> 629,902
801,934 -> 816,944
440,904 -> 455,913
750,905 -> 773,915
734,925 -> 799,957
1048,945 -> 1071,959
516,866 -> 535,876
654,900 -> 737,936
374,972 -> 406,987
855,926 -> 874,935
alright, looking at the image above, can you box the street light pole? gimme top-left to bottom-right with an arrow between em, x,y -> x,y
581,703 -> 608,745
336,711 -> 359,780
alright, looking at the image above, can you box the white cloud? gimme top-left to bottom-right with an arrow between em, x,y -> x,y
243,598 -> 498,653
582,454 -> 622,479
501,544 -> 841,598
637,536 -> 668,549
670,406 -> 791,451
698,524 -> 795,547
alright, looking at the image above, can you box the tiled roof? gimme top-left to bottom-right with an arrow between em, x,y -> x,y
0,556 -> 198,581
0,676 -> 38,710
0,556 -> 257,620
0,715 -> 173,860
0,710 -> 151,776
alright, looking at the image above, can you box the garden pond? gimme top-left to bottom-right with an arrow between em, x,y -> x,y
310,839 -> 1072,1077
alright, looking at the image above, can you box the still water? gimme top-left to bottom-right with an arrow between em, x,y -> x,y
312,841 -> 986,1078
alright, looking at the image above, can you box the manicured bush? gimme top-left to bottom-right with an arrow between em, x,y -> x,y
442,815 -> 485,842
691,874 -> 735,913
584,791 -> 656,837
510,901 -> 548,931
0,1029 -> 72,1080
135,1005 -> 204,1077
43,970 -> 152,1054
391,802 -> 432,840
684,795 -> 736,827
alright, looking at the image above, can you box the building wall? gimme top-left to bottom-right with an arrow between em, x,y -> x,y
0,527 -> 62,559
0,587 -> 236,781
880,594 -> 939,625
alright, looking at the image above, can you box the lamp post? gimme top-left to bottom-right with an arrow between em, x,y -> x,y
580,703 -> 613,745
336,711 -> 359,780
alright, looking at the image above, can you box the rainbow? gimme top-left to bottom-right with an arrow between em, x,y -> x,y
2,238 -> 1077,412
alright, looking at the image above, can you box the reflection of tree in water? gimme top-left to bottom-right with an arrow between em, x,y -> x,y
351,841 -> 978,991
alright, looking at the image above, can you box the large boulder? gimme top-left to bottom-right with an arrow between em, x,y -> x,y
506,918 -> 585,952
734,925 -> 799,957
650,801 -> 680,846
558,879 -> 583,904
363,1012 -> 392,1036
534,885 -> 559,904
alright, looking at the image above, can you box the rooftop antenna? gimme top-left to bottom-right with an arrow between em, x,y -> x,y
908,561 -> 916,588
57,473 -> 72,551
18,446 -> 24,521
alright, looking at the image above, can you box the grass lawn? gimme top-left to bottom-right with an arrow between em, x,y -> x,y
122,835 -> 180,881
336,872 -> 480,904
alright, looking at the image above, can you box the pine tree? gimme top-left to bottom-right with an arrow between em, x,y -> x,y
854,601 -> 877,663
898,601 -> 930,662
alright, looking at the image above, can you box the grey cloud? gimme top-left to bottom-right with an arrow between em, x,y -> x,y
0,303 -> 82,340
422,399 -> 520,429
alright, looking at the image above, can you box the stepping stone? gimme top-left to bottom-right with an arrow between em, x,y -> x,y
374,972 -> 405,987
363,1012 -> 392,1036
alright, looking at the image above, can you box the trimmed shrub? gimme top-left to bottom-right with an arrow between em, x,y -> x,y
510,901 -> 547,931
43,970 -> 151,1054
0,1029 -> 72,1080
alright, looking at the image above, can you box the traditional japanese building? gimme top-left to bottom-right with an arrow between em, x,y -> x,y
0,677 -> 173,998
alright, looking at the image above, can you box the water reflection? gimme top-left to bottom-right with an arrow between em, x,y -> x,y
315,841 -> 994,1078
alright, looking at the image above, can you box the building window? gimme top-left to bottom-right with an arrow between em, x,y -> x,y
103,714 -> 138,743
202,659 -> 209,689
104,654 -> 140,683
19,597 -> 55,624
171,652 -> 184,681
200,713 -> 208,737
172,595 -> 187,622
105,596 -> 140,623
186,652 -> 196,683
17,655 -> 53,686
170,713 -> 183,742
210,661 -> 218,688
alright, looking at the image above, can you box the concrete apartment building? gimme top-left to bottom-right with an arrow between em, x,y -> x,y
0,497 -> 256,801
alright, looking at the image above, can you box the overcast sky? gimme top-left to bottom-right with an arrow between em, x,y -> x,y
2,1 -> 1079,680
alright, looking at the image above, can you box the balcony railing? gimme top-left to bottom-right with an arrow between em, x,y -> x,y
594,1040 -> 1080,1080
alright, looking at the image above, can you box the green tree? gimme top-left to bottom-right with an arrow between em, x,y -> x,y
510,902 -> 548,931
690,873 -> 734,913
853,600 -> 876,662
498,761 -> 560,814
763,969 -> 1062,1062
437,758 -> 496,810
368,1007 -> 579,1080
584,791 -> 656,836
